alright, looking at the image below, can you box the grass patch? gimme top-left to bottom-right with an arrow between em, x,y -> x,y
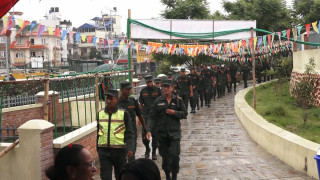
245,81 -> 320,144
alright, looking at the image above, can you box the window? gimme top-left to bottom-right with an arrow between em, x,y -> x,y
31,52 -> 36,57
41,39 -> 46,45
0,51 -> 5,57
16,52 -> 24,58
0,37 -> 6,43
30,39 -> 35,45
16,38 -> 22,45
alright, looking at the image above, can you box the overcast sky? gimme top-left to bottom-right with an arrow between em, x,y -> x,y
10,0 -> 293,33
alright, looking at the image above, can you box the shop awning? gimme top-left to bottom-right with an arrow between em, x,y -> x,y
0,0 -> 19,18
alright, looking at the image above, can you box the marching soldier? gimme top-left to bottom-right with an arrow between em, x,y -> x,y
139,75 -> 162,160
256,62 -> 263,84
241,62 -> 251,88
229,62 -> 238,92
202,64 -> 214,107
211,64 -> 219,100
197,69 -> 205,108
146,79 -> 188,180
118,81 -> 147,161
176,68 -> 193,110
219,64 -> 229,96
188,67 -> 199,113
154,77 -> 162,88
97,89 -> 135,180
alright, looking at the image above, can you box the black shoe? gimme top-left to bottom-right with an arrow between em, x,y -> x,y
165,171 -> 171,180
152,150 -> 157,160
213,98 -> 216,101
191,109 -> 196,113
145,148 -> 150,159
201,103 -> 203,107
197,107 -> 200,110
172,172 -> 177,180
234,89 -> 236,92
207,104 -> 210,107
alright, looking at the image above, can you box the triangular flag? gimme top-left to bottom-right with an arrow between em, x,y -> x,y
17,19 -> 24,28
2,15 -> 8,29
297,25 -> 303,36
75,33 -> 81,44
37,24 -> 45,38
87,36 -> 93,43
312,21 -> 318,34
92,36 -> 97,46
292,27 -> 296,40
48,26 -> 54,35
61,30 -> 67,40
286,29 -> 291,42
55,28 -> 61,37
318,21 -> 320,35
7,16 -> 13,30
281,30 -> 287,38
263,35 -> 266,47
68,31 -> 74,43
267,34 -> 271,46
19,21 -> 30,33
30,21 -> 37,34
254,37 -> 257,49
81,34 -> 87,43
257,36 -> 262,47
305,24 -> 311,37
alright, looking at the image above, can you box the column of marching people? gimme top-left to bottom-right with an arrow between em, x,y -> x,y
51,61 -> 273,180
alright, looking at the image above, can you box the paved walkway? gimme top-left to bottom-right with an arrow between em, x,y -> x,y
96,83 -> 314,180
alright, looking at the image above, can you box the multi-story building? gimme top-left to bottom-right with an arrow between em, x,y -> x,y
0,19 -> 8,68
9,29 -> 61,69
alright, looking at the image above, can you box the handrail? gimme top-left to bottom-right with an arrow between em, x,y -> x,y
0,139 -> 19,158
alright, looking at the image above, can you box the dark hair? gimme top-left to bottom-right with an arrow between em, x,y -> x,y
119,158 -> 161,180
45,144 -> 85,180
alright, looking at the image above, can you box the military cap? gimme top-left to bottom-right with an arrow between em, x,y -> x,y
161,76 -> 168,81
106,89 -> 119,97
167,72 -> 173,77
120,81 -> 132,89
162,79 -> 173,86
154,77 -> 161,84
144,75 -> 153,82
180,67 -> 186,72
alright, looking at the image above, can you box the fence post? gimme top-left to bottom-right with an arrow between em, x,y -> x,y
44,74 -> 49,121
95,74 -> 99,113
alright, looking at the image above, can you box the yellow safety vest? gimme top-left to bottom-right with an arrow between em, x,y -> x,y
98,109 -> 126,148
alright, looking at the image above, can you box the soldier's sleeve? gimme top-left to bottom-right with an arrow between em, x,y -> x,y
124,111 -> 135,152
147,101 -> 158,132
139,89 -> 144,104
173,97 -> 188,119
158,87 -> 162,97
134,99 -> 142,117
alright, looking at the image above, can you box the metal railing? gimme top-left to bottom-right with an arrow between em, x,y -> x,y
0,69 -> 133,139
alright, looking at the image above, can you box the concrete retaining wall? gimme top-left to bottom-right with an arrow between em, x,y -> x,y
234,84 -> 320,179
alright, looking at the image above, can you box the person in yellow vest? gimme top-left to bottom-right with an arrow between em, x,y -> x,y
97,89 -> 135,180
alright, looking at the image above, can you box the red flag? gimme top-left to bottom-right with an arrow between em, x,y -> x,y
54,28 -> 61,37
267,34 -> 272,46
305,24 -> 311,37
249,38 -> 253,50
87,36 -> 93,43
286,29 -> 291,42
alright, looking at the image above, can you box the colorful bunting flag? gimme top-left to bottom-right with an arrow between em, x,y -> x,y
305,24 -> 311,37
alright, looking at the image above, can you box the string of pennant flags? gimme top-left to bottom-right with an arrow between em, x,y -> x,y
1,15 -> 320,62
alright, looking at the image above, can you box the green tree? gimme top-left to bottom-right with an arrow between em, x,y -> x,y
292,58 -> 318,125
210,10 -> 227,20
222,0 -> 293,32
89,48 -> 102,59
161,0 -> 210,19
292,0 -> 320,25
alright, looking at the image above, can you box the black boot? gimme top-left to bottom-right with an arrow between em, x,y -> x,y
172,172 -> 177,180
145,146 -> 150,159
201,101 -> 203,107
152,148 -> 157,160
165,171 -> 171,180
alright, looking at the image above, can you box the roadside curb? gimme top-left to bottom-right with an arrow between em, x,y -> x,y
234,82 -> 319,179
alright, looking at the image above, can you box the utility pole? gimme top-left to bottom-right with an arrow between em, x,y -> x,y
5,36 -> 9,80
251,27 -> 256,109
